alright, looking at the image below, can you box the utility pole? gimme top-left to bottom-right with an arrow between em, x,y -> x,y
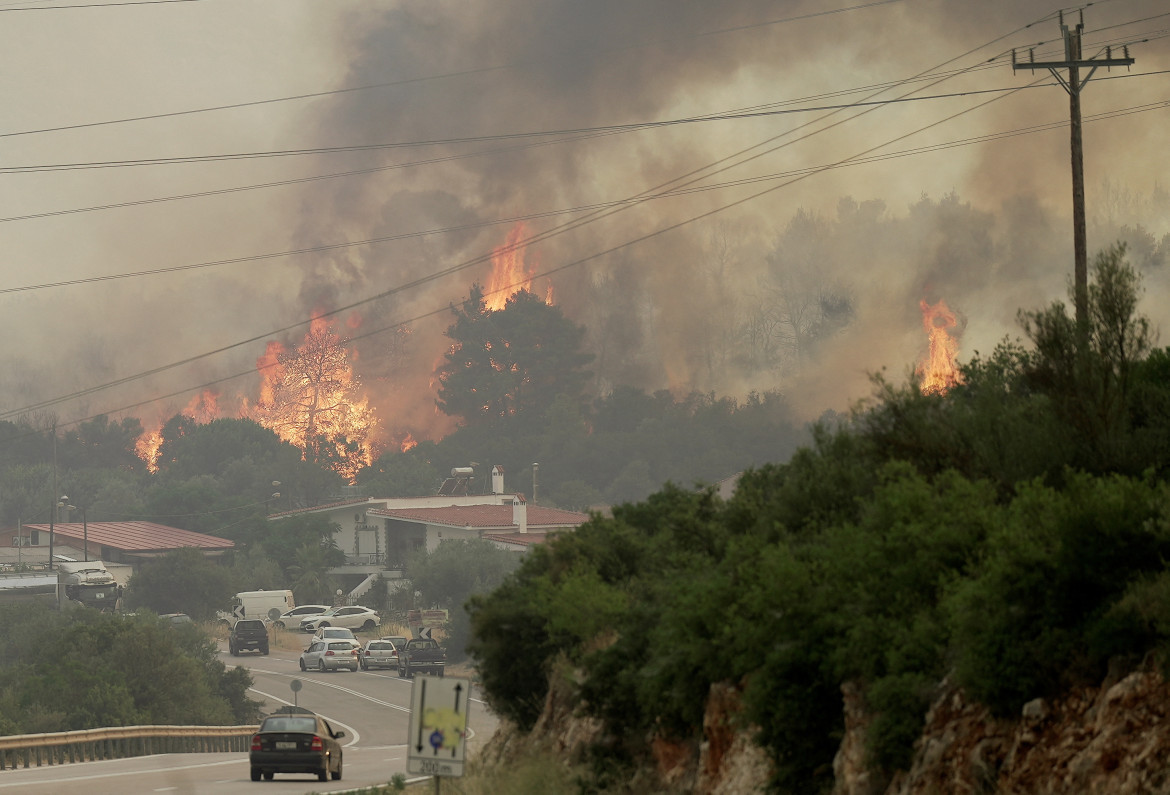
1013,11 -> 1133,335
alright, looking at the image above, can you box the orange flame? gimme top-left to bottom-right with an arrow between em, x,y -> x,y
134,389 -> 223,472
485,222 -> 553,310
917,299 -> 960,395
136,314 -> 381,483
400,433 -> 418,452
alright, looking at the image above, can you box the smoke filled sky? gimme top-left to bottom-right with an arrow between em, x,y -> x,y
2,0 -> 1169,447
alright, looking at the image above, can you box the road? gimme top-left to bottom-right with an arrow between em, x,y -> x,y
0,639 -> 499,795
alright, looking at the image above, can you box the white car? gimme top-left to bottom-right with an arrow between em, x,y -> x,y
299,639 -> 360,672
299,605 -> 380,633
273,605 -> 330,629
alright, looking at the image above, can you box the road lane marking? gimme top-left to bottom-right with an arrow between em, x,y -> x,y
249,668 -> 412,713
0,757 -> 240,788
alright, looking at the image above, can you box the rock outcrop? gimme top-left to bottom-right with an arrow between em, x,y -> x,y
479,674 -> 772,793
835,669 -> 1170,795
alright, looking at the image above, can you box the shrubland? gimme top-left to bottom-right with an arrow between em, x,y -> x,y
0,605 -> 259,735
466,245 -> 1170,792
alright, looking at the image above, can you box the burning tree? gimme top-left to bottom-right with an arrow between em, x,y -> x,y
917,299 -> 962,395
436,285 -> 593,426
252,317 -> 377,482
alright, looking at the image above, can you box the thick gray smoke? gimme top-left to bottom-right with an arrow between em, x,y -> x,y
2,0 -> 1167,444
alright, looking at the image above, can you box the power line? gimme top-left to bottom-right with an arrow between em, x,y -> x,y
1,10 -> 1154,436
1,0 -> 903,137
3,96 -> 1166,303
0,82 -> 1081,175
11,90 -> 1162,431
1,0 -> 204,9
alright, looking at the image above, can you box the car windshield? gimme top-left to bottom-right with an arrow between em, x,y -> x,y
262,716 -> 316,733
328,641 -> 354,650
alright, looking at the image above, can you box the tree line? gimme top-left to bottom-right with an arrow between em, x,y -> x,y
464,245 -> 1170,792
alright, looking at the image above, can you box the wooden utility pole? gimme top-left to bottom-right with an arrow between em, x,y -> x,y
1013,11 -> 1134,334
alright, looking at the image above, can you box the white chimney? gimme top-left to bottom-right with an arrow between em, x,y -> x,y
512,495 -> 527,534
492,465 -> 505,494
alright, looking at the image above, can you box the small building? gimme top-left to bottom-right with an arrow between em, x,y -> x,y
265,465 -> 591,602
3,521 -> 234,575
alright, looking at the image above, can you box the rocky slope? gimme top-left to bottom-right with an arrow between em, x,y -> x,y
480,663 -> 1170,794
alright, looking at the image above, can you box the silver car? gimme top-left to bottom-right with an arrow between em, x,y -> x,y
299,640 -> 360,672
359,639 -> 399,671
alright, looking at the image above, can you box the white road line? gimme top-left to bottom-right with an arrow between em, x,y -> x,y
249,668 -> 412,714
0,757 -> 241,788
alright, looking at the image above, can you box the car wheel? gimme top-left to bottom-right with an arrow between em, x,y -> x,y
318,621 -> 330,628
318,660 -> 327,672
299,658 -> 306,671
250,766 -> 261,781
361,619 -> 376,631
263,771 -> 274,781
261,646 -> 269,655
332,760 -> 343,781
230,646 -> 238,657
274,621 -> 285,630
318,767 -> 328,782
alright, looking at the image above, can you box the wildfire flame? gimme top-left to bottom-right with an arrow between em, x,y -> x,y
136,314 -> 380,483
135,389 -> 223,472
917,298 -> 961,395
484,222 -> 552,310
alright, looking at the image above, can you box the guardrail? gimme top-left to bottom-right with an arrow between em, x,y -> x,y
0,724 -> 259,771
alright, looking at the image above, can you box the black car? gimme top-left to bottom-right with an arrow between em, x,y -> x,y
229,619 -> 269,656
249,708 -> 344,782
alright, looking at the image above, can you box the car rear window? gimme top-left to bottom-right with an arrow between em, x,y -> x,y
368,642 -> 394,650
237,620 -> 264,630
262,717 -> 316,733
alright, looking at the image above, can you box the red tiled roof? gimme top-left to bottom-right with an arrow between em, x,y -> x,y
374,504 -> 588,530
22,522 -> 233,552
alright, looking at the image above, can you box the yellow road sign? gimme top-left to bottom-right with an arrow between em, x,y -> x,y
406,675 -> 471,777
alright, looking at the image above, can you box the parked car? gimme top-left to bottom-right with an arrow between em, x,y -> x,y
381,635 -> 409,652
359,639 -> 399,671
299,605 -> 380,633
249,706 -> 344,782
300,639 -> 360,672
311,626 -> 358,644
229,619 -> 270,656
397,638 -> 446,678
160,613 -> 192,626
273,604 -> 330,629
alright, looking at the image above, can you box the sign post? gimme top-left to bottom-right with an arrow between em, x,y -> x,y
407,674 -> 471,788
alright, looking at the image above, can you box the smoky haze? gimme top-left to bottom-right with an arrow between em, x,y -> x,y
2,0 -> 1168,452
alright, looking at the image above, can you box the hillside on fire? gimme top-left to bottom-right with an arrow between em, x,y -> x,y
463,246 -> 1170,793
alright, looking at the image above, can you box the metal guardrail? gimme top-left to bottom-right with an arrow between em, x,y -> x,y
0,724 -> 259,771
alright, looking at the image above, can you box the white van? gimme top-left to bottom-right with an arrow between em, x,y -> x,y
217,590 -> 295,625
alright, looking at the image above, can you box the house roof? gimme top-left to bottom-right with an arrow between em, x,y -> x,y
482,531 -> 552,547
20,522 -> 233,553
370,504 -> 589,530
268,496 -> 375,519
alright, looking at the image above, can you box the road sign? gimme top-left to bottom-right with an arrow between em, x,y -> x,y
232,603 -> 244,619
406,675 -> 471,777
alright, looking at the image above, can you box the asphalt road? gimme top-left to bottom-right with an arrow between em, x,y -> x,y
0,639 -> 499,795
